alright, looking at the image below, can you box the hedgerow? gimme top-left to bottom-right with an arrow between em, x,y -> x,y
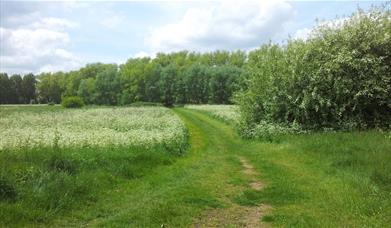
237,6 -> 391,139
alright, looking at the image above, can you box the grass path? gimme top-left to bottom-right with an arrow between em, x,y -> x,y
51,108 -> 390,227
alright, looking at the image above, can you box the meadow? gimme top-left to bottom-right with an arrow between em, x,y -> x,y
1,5 -> 390,227
0,106 -> 187,150
0,105 -> 188,225
1,105 -> 391,226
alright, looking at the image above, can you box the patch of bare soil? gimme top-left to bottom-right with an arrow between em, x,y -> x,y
238,157 -> 265,191
194,157 -> 271,227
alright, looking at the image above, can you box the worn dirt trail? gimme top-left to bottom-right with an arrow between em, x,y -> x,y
194,156 -> 271,228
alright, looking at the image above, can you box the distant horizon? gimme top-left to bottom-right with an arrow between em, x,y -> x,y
0,0 -> 386,75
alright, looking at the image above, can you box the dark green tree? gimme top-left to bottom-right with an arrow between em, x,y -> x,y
209,65 -> 242,104
94,64 -> 119,105
21,73 -> 36,104
160,64 -> 178,107
184,64 -> 209,104
77,78 -> 96,104
37,73 -> 63,103
9,74 -> 23,104
0,73 -> 11,104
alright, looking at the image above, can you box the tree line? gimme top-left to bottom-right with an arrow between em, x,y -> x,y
0,50 -> 245,106
0,73 -> 36,104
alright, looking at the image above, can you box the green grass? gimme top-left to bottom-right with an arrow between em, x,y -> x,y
248,131 -> 391,226
0,145 -> 179,225
1,106 -> 390,227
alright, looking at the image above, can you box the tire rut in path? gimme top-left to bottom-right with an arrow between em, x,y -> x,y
194,156 -> 271,228
238,156 -> 271,228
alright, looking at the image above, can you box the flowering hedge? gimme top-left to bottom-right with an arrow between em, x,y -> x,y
237,6 -> 391,136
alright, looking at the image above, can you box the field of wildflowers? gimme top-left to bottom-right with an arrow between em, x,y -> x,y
0,105 -> 188,225
0,106 -> 187,151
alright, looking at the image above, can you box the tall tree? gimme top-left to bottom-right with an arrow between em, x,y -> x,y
119,58 -> 150,104
37,73 -> 64,103
94,64 -> 119,105
22,73 -> 36,104
160,64 -> 178,107
144,63 -> 162,102
9,74 -> 23,103
209,65 -> 242,104
77,78 -> 96,104
184,64 -> 209,104
0,73 -> 11,104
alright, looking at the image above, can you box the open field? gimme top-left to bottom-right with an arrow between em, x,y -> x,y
0,106 -> 187,150
1,105 -> 390,227
0,105 -> 188,225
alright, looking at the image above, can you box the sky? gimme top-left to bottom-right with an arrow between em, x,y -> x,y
0,0 -> 386,74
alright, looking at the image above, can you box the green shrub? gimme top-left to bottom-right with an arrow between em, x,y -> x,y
237,6 -> 391,138
61,96 -> 84,108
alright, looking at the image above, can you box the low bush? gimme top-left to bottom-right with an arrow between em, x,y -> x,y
61,96 -> 84,108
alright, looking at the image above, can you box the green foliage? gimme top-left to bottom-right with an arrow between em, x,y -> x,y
77,78 -> 95,104
239,121 -> 301,142
238,6 -> 391,140
0,73 -> 11,104
1,50 -> 244,106
209,65 -> 242,104
160,64 -> 178,107
9,74 -> 23,104
183,64 -> 209,104
37,72 -> 65,104
21,74 -> 37,104
0,73 -> 37,104
61,96 -> 85,108
94,64 -> 120,105
0,176 -> 16,202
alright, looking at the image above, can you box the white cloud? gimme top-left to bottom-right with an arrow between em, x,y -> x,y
0,17 -> 81,74
31,17 -> 78,30
146,1 -> 295,52
293,27 -> 312,40
100,15 -> 123,29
